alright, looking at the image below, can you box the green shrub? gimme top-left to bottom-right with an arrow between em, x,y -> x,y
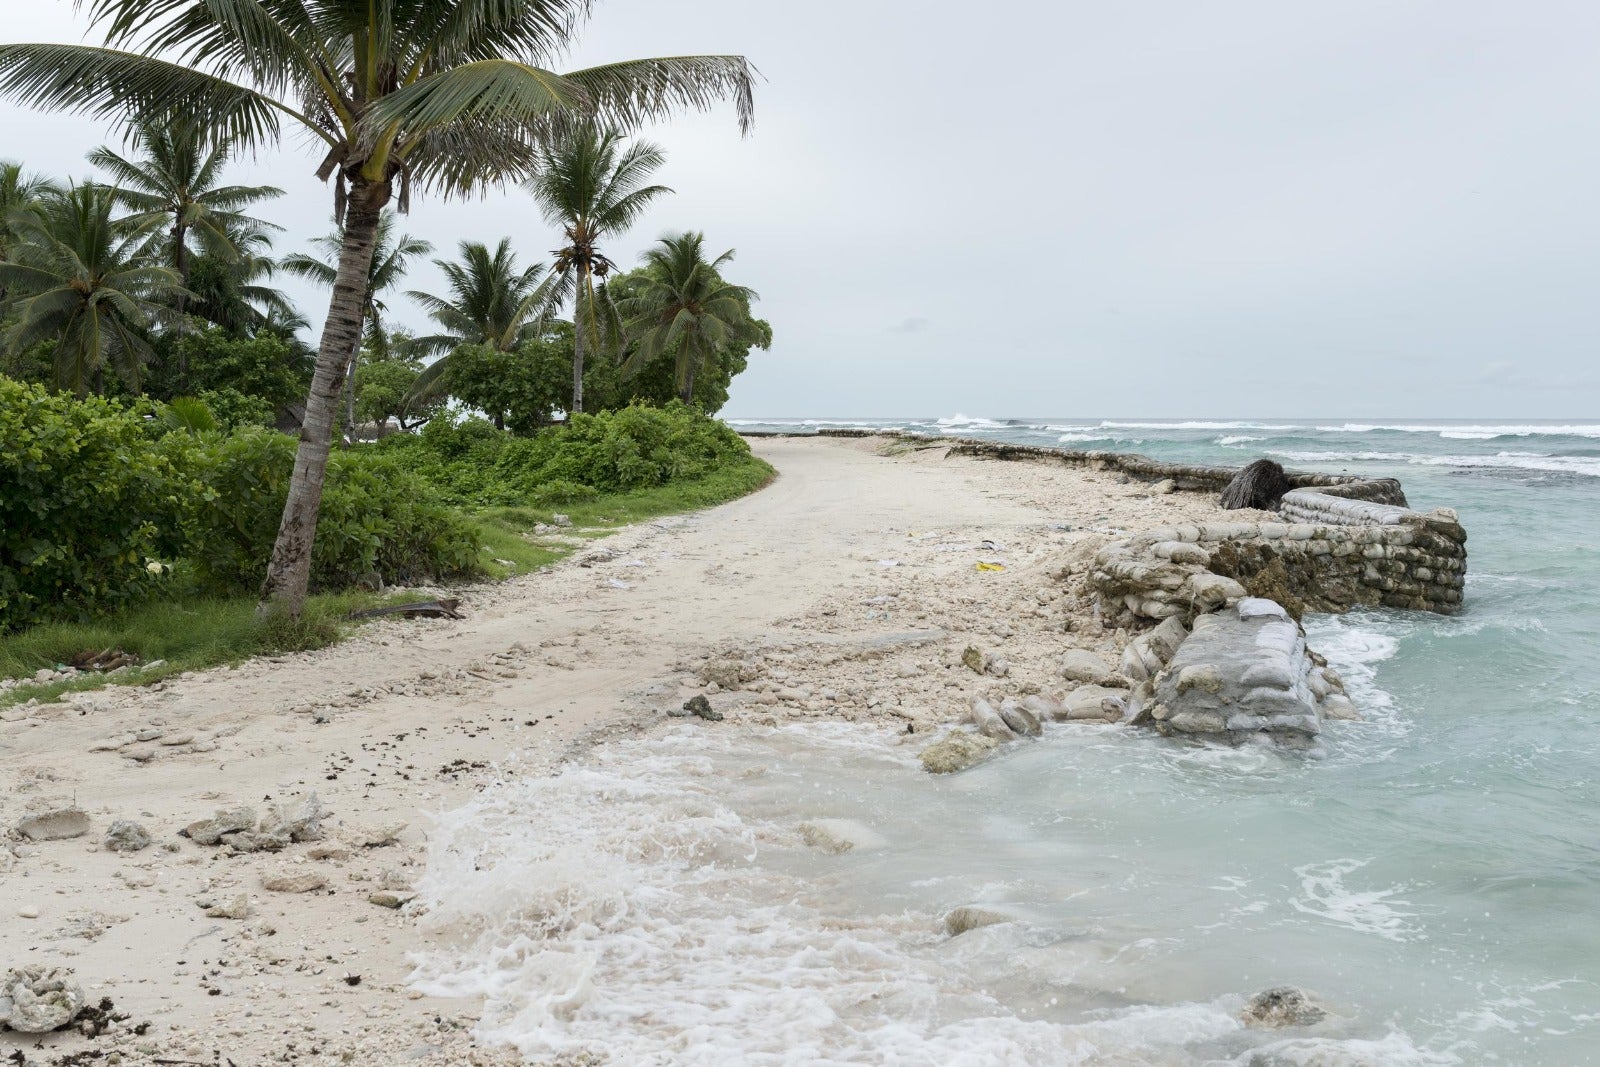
378,403 -> 753,507
0,378 -> 196,631
527,480 -> 601,506
182,429 -> 482,595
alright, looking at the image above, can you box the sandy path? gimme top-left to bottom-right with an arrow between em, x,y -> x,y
0,436 -> 1227,1064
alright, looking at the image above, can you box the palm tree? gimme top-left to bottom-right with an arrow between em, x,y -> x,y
0,1 -> 756,617
617,232 -> 760,405
0,183 -> 185,395
527,126 -> 670,414
89,118 -> 284,304
403,238 -> 558,403
0,162 -> 59,301
283,213 -> 431,431
186,228 -> 299,338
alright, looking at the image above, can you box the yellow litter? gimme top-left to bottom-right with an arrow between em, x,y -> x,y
976,562 -> 1005,572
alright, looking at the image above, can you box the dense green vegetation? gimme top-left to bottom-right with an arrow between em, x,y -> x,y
0,3 -> 770,688
375,402 -> 757,507
0,380 -> 773,707
0,0 -> 759,617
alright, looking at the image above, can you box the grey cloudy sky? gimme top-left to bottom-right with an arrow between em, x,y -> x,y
4,2 -> 1598,418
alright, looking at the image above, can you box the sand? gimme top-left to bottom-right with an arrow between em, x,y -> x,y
0,435 -> 1251,1065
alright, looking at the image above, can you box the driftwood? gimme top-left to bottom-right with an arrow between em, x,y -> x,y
347,598 -> 464,621
1220,459 -> 1293,511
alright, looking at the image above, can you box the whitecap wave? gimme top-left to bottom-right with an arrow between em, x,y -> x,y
1267,449 -> 1600,478
935,413 -> 1011,430
1099,420 -> 1306,431
1217,434 -> 1264,446
1315,423 -> 1600,439
1057,432 -> 1143,445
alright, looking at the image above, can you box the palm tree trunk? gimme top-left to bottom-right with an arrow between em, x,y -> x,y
173,224 -> 190,369
679,342 -> 699,405
258,182 -> 388,618
570,265 -> 586,415
344,355 -> 357,440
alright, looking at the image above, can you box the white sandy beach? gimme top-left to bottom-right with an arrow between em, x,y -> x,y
0,435 -> 1254,1065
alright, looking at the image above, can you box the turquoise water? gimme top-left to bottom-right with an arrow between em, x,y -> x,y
416,418 -> 1600,1065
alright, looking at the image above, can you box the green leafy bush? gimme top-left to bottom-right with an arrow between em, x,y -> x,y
377,402 -> 752,507
182,429 -> 483,594
0,378 -> 195,631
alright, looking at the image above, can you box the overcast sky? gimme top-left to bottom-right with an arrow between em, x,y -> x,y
4,2 -> 1598,418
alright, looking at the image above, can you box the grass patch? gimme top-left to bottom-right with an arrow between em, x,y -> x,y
0,590 -> 392,707
468,453 -> 776,577
2,454 -> 776,701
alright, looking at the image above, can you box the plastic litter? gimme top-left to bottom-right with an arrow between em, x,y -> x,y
979,539 -> 1006,552
877,560 -> 901,568
606,578 -> 632,590
976,562 -> 1006,572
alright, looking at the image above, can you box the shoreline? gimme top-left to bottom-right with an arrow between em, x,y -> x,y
1,434 -> 1451,1063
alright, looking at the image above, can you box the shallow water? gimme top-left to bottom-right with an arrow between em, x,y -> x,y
413,418 -> 1600,1065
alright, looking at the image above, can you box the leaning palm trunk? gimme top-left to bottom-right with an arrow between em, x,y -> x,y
258,188 -> 386,616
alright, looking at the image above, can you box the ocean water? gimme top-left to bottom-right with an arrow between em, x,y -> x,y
411,418 -> 1600,1065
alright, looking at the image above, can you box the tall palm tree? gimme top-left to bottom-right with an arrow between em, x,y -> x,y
0,162 -> 59,301
0,1 -> 756,617
617,232 -> 760,405
89,118 -> 284,302
0,183 -> 185,395
403,238 -> 558,403
283,213 -> 430,431
527,126 -> 670,414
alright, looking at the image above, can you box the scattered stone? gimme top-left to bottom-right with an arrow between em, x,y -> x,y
308,845 -> 352,861
967,695 -> 1019,741
17,905 -> 39,920
102,820 -> 151,853
16,807 -> 91,842
368,891 -> 415,909
551,513 -> 572,527
259,793 -> 325,843
698,658 -> 761,690
1060,649 -> 1115,686
203,894 -> 251,920
943,906 -> 1014,936
681,695 -> 723,721
220,829 -> 289,853
1151,479 -> 1177,495
261,871 -> 327,894
1060,684 -> 1129,721
960,646 -> 984,674
995,698 -> 1042,736
349,823 -> 406,849
181,806 -> 256,846
797,818 -> 886,854
1241,986 -> 1328,1029
0,965 -> 87,1033
919,730 -> 999,774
